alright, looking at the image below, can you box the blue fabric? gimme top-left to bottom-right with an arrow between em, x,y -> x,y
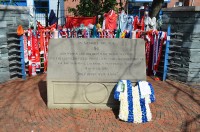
114,80 -> 155,123
114,87 -> 120,101
125,32 -> 130,38
138,82 -> 148,123
49,10 -> 57,26
127,80 -> 134,122
92,26 -> 97,38
148,83 -> 156,103
126,16 -> 133,31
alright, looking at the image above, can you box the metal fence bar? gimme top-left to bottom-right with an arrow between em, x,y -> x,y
20,36 -> 26,80
163,25 -> 171,81
35,9 -> 74,26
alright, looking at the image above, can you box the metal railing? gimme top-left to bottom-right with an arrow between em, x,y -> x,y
35,8 -> 74,27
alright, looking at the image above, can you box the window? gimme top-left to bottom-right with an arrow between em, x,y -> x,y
34,0 -> 49,13
0,0 -> 27,6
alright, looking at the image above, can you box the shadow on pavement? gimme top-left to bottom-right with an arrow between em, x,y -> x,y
38,80 -> 47,105
106,84 -> 120,119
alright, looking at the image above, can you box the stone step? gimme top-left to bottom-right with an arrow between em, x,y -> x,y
168,67 -> 189,73
7,32 -> 17,35
9,66 -> 22,71
9,61 -> 21,65
10,72 -> 22,76
8,49 -> 21,53
7,37 -> 20,41
9,55 -> 21,59
0,45 -> 8,49
8,43 -> 20,47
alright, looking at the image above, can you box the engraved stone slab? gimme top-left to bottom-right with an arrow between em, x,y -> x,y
47,38 -> 146,109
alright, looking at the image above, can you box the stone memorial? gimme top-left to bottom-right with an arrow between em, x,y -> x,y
47,38 -> 146,109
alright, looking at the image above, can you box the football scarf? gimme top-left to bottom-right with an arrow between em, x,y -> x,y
32,33 -> 41,73
23,33 -> 28,63
153,31 -> 167,72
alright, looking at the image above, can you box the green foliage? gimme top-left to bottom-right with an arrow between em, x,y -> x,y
76,0 -> 97,16
68,0 -> 118,17
102,0 -> 118,13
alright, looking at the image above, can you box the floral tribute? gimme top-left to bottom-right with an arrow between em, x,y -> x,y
114,80 -> 155,123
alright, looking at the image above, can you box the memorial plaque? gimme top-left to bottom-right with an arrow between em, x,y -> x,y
47,38 -> 146,109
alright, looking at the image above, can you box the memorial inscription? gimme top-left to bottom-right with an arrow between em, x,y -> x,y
47,38 -> 146,109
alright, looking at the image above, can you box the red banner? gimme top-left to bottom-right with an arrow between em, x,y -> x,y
66,16 -> 96,28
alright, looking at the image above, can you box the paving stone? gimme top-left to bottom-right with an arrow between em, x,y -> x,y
0,74 -> 199,131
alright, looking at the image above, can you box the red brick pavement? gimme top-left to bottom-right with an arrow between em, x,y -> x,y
0,74 -> 200,132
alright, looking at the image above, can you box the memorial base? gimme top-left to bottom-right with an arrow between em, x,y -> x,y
47,81 -> 123,109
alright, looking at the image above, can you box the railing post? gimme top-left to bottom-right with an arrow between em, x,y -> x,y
56,0 -> 60,29
163,25 -> 171,81
45,10 -> 48,27
20,36 -> 26,80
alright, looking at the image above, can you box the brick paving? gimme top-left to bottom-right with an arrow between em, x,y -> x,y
0,74 -> 200,132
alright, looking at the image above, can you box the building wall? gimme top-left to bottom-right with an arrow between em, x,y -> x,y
64,0 -> 80,11
168,0 -> 200,7
161,6 -> 200,84
0,5 -> 29,83
64,0 -> 127,14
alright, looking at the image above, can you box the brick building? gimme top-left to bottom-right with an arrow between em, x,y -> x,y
64,0 -> 127,11
64,0 -> 200,11
168,0 -> 200,7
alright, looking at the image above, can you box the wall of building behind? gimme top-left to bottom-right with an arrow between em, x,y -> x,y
64,0 -> 126,15
168,0 -> 200,7
0,5 -> 30,83
64,0 -> 80,11
161,6 -> 200,84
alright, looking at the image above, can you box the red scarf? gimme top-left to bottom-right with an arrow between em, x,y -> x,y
23,34 -> 28,63
154,32 -> 167,72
